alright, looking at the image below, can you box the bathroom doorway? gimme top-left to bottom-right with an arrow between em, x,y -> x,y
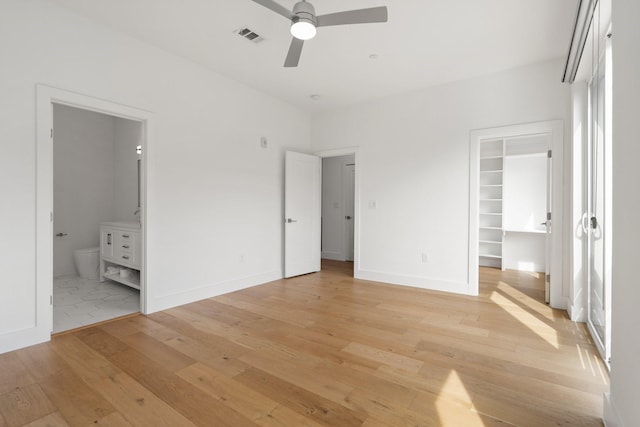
51,104 -> 143,333
32,85 -> 150,343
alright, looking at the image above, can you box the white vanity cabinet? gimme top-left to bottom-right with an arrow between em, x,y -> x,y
99,222 -> 141,290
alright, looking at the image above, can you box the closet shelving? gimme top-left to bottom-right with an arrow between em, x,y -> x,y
479,139 -> 504,268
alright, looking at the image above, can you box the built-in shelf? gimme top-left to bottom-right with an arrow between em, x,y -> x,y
103,272 -> 140,290
504,229 -> 546,234
479,139 -> 505,269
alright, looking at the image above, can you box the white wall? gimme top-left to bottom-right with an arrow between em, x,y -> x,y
312,60 -> 571,294
503,154 -> 547,232
0,0 -> 310,348
52,105 -> 117,276
113,118 -> 142,223
321,154 -> 355,260
606,0 -> 640,425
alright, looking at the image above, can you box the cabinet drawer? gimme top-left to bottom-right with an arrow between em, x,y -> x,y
100,226 -> 141,268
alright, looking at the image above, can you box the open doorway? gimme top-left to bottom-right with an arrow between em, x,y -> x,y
283,148 -> 359,279
33,85 -> 151,343
52,104 -> 143,333
321,154 -> 355,266
477,135 -> 550,303
469,121 -> 564,307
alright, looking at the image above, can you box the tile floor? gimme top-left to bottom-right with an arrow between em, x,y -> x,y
53,275 -> 140,333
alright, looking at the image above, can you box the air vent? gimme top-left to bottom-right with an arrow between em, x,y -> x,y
234,27 -> 265,43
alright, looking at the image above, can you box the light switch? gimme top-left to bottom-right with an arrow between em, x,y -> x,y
368,200 -> 377,209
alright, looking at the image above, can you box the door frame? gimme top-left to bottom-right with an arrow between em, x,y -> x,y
342,162 -> 356,262
469,120 -> 565,308
315,147 -> 360,274
36,85 -> 152,339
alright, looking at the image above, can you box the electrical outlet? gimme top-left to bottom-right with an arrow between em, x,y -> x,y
368,200 -> 377,209
421,253 -> 428,263
260,137 -> 267,148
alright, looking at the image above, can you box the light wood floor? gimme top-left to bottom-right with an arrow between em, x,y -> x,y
0,261 -> 608,426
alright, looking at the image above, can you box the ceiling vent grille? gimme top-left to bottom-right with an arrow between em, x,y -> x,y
235,27 -> 265,43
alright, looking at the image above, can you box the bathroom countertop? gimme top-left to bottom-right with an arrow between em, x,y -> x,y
100,221 -> 141,229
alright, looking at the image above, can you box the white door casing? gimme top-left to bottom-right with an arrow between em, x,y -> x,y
0,85 -> 152,355
344,163 -> 355,262
469,120 -> 565,308
284,151 -> 321,278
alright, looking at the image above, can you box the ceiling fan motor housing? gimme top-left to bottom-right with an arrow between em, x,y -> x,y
292,1 -> 317,26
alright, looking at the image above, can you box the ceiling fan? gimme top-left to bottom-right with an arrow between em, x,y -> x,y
251,0 -> 388,67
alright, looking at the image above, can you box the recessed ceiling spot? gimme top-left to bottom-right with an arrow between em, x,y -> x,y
310,94 -> 321,101
369,54 -> 379,60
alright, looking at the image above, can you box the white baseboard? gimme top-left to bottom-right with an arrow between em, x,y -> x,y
567,300 -> 587,322
355,268 -> 470,295
148,269 -> 282,313
603,392 -> 624,427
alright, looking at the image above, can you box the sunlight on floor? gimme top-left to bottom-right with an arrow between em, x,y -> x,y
489,290 -> 560,349
436,370 -> 484,426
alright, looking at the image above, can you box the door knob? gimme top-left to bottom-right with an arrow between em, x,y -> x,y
286,218 -> 297,223
55,232 -> 68,237
345,216 -> 352,220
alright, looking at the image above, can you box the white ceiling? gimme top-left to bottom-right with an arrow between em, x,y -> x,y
50,0 -> 578,112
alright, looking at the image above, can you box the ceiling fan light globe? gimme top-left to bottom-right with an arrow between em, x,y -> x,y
290,20 -> 316,40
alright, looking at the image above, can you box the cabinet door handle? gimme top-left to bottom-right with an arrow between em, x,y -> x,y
122,245 -> 130,249
107,233 -> 112,245
122,255 -> 129,260
122,234 -> 130,238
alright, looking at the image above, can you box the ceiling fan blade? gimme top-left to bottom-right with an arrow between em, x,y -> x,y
316,6 -> 388,27
250,0 -> 294,20
284,37 -> 304,67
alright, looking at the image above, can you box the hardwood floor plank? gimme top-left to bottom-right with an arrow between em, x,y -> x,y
50,334 -> 196,427
0,352 -> 35,395
39,369 -> 116,427
0,383 -> 56,427
0,262 -> 607,426
87,412 -> 133,427
177,362 -> 326,427
234,367 -> 366,427
76,328 -> 259,427
23,412 -> 70,427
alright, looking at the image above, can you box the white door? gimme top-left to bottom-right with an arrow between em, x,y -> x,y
284,151 -> 321,278
343,163 -> 355,261
545,150 -> 552,303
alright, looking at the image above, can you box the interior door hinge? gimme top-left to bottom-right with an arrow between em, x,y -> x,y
50,211 -> 53,222
547,150 -> 552,158
546,274 -> 550,283
51,128 -> 53,139
547,212 -> 552,221
50,295 -> 53,305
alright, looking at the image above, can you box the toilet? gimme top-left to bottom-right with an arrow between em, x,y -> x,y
73,247 -> 100,279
